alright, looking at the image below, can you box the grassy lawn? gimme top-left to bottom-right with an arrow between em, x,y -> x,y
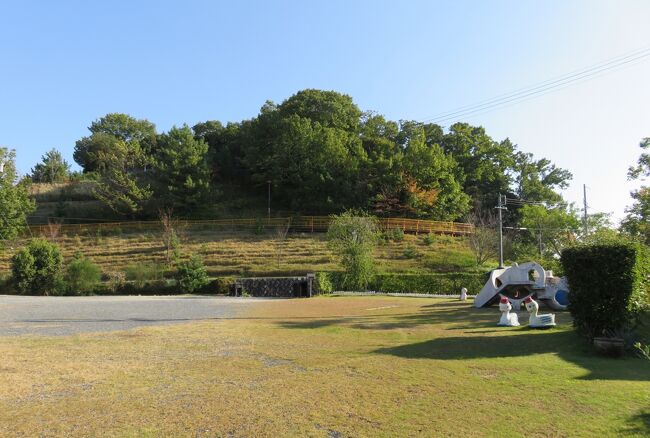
1,296 -> 648,437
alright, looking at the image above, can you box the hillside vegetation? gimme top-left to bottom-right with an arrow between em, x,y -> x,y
0,226 -> 482,279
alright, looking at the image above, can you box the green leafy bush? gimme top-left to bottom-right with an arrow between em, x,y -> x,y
383,227 -> 404,242
314,272 -> 334,294
561,242 -> 650,339
124,262 -> 165,288
327,211 -> 379,290
65,252 -> 102,295
402,245 -> 420,259
422,233 -> 436,246
318,271 -> 486,295
11,238 -> 64,295
370,272 -> 487,295
176,255 -> 210,293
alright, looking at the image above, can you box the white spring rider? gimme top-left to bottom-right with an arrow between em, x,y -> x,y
497,296 -> 520,326
524,296 -> 556,328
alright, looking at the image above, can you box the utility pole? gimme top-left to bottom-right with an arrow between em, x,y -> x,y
267,180 -> 271,223
582,184 -> 588,236
538,229 -> 543,258
495,193 -> 507,269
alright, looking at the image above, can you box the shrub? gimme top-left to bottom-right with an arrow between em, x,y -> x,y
209,277 -> 236,295
0,272 -> 14,294
11,238 -> 64,295
177,255 -> 210,293
314,272 -> 334,294
124,262 -> 165,288
402,245 -> 420,259
422,233 -> 436,246
561,242 -> 650,339
370,272 -> 487,295
105,271 -> 126,292
113,279 -> 178,295
327,211 -> 379,290
253,218 -> 265,235
317,271 -> 487,295
65,252 -> 102,295
383,227 -> 404,242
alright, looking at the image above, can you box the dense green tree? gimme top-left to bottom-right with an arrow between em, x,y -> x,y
441,123 -> 516,209
0,148 -> 35,241
512,151 -> 572,204
278,89 -> 362,132
30,148 -> 70,183
152,125 -> 211,214
73,114 -> 157,217
93,168 -> 153,217
242,93 -> 366,211
622,138 -> 650,243
400,125 -> 470,219
193,120 -> 245,182
73,113 -> 156,173
621,188 -> 650,243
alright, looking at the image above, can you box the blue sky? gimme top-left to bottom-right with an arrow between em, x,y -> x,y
1,0 -> 649,222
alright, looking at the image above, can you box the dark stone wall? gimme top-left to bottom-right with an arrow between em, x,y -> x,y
234,276 -> 314,298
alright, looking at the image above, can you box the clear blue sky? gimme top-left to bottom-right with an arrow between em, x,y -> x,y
2,0 -> 649,222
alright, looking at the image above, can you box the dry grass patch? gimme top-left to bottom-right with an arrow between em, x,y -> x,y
0,229 -> 481,277
1,297 -> 649,437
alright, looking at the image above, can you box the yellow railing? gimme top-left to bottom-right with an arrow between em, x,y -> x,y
27,216 -> 474,236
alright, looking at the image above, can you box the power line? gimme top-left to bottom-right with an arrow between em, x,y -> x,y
422,46 -> 650,122
420,46 -> 650,125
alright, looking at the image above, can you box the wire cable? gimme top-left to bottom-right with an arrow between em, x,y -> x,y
420,46 -> 650,124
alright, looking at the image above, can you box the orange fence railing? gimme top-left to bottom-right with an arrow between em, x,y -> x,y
27,216 -> 474,236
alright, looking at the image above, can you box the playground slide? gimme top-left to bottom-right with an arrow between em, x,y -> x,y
474,262 -> 569,310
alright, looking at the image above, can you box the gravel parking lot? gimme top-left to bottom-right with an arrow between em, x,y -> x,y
0,295 -> 270,336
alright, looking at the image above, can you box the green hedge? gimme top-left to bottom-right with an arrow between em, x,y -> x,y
316,271 -> 487,295
81,277 -> 235,296
561,243 -> 650,339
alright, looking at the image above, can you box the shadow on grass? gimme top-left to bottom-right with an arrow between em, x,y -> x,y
278,302 -> 498,331
373,330 -> 650,381
276,300 -> 650,382
621,410 -> 650,436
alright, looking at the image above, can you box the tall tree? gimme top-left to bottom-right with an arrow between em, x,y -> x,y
278,89 -> 362,132
152,125 -> 211,214
441,123 -> 516,209
399,124 -> 470,220
622,138 -> 650,243
73,114 -> 157,217
512,151 -> 572,203
242,92 -> 367,211
30,148 -> 70,183
193,120 -> 245,183
0,148 -> 35,241
73,113 -> 156,173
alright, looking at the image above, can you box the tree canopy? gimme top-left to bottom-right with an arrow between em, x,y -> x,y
51,89 -> 575,221
622,138 -> 650,243
30,148 -> 70,183
0,148 -> 35,241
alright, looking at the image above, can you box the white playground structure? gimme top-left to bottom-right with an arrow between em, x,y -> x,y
474,262 -> 570,311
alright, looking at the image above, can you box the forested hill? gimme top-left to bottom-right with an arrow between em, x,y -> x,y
29,88 -> 572,222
